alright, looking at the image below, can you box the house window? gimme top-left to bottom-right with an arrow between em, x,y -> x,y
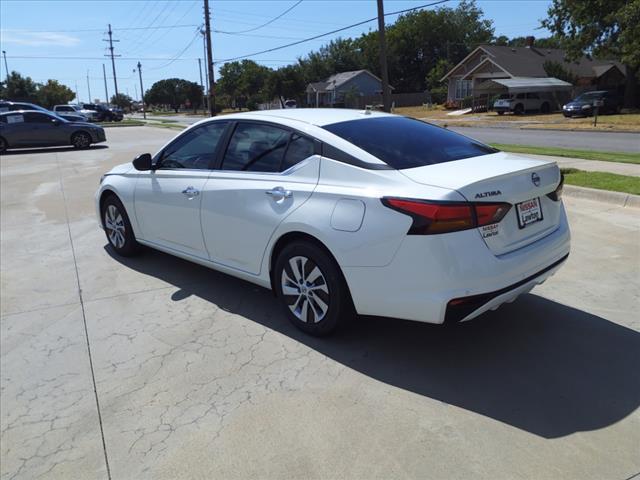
455,79 -> 472,99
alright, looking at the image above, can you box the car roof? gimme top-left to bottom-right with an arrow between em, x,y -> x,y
220,108 -> 396,127
0,101 -> 37,105
0,109 -> 53,115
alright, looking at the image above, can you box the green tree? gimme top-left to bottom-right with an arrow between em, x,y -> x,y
217,60 -> 272,109
144,78 -> 203,112
110,93 -> 133,109
0,71 -> 39,103
542,0 -> 640,106
36,80 -> 75,109
265,65 -> 306,106
543,60 -> 578,85
425,58 -> 453,103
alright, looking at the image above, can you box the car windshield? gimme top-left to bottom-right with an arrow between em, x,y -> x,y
576,92 -> 604,101
322,116 -> 497,169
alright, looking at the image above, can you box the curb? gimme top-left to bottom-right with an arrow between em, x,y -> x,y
563,185 -> 640,208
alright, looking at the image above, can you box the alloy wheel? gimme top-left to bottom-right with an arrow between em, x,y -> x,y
73,133 -> 90,148
281,255 -> 330,324
104,204 -> 126,249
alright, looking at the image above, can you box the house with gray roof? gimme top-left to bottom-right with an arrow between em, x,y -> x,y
306,70 -> 390,107
441,37 -> 625,104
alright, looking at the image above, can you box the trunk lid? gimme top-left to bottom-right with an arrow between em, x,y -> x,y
399,152 -> 563,255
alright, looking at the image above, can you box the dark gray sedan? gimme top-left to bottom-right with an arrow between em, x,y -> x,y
0,110 -> 106,152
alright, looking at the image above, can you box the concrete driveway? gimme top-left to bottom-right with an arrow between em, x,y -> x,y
1,127 -> 639,480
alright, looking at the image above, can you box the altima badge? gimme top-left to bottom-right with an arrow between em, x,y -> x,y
531,172 -> 541,187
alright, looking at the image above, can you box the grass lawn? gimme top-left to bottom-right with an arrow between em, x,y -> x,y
148,123 -> 186,131
491,144 -> 640,165
100,119 -> 146,127
561,168 -> 640,195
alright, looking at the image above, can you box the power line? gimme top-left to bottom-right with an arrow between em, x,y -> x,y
216,0 -> 449,63
213,30 -> 326,41
148,29 -> 201,70
118,0 -> 159,37
5,55 -> 199,61
122,0 -> 181,55
215,0 -> 303,34
4,24 -> 199,33
122,2 -> 199,56
6,55 -> 295,64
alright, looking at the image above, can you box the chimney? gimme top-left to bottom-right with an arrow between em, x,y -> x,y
525,36 -> 535,48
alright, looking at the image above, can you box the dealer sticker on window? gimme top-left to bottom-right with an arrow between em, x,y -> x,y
516,197 -> 543,229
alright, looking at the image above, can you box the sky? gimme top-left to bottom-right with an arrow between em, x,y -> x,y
0,0 -> 552,103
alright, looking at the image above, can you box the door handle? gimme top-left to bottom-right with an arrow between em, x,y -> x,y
182,186 -> 200,199
265,186 -> 292,200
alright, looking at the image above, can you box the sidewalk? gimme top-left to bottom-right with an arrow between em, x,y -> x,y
518,153 -> 640,177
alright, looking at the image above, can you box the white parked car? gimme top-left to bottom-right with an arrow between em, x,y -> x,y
96,109 -> 570,335
53,104 -> 99,122
493,92 -> 552,115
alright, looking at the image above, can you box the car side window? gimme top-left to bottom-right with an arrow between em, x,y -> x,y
222,123 -> 290,172
282,134 -> 315,171
24,112 -> 52,124
157,122 -> 227,170
516,93 -> 525,99
527,92 -> 539,99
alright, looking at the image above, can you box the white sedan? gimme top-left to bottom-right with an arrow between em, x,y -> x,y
96,109 -> 570,335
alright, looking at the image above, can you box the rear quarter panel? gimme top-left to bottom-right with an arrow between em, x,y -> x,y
261,158 -> 466,274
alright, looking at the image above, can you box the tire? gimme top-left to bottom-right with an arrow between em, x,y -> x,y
71,131 -> 91,149
514,104 -> 524,115
274,241 -> 353,336
540,102 -> 550,114
497,111 -> 504,116
0,136 -> 7,153
101,194 -> 140,256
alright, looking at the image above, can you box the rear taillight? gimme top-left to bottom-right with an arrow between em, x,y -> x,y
382,198 -> 511,235
546,173 -> 564,201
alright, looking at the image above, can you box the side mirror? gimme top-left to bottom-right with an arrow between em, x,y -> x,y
133,153 -> 153,171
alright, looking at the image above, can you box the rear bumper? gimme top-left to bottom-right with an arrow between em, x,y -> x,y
342,206 -> 571,324
444,253 -> 568,323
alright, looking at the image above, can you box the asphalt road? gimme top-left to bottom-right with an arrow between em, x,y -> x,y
449,126 -> 640,153
2,127 -> 639,479
130,113 -> 640,153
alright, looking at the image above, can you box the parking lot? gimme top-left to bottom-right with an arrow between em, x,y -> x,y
1,126 -> 639,480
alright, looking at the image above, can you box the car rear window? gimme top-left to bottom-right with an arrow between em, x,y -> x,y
323,116 -> 497,170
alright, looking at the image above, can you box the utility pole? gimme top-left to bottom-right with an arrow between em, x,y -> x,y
203,0 -> 216,116
102,64 -> 109,104
86,70 -> 92,103
2,50 -> 8,81
75,82 -> 79,103
104,24 -> 120,99
200,29 -> 209,111
137,61 -> 146,119
376,0 -> 391,112
198,58 -> 206,116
